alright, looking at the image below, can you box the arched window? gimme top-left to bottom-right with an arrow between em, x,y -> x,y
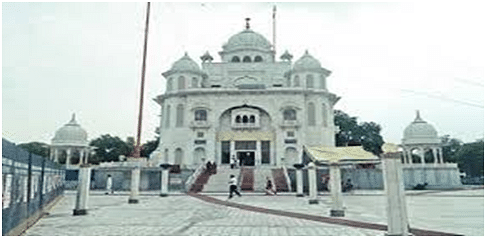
249,115 -> 255,123
283,109 -> 297,121
176,104 -> 184,127
307,102 -> 316,126
164,149 -> 169,163
236,115 -> 241,123
178,76 -> 185,90
166,78 -> 173,92
320,75 -> 326,89
242,115 -> 249,123
254,56 -> 263,62
294,75 -> 300,87
195,109 -> 207,121
322,103 -> 328,127
243,56 -> 251,62
192,77 -> 198,88
306,74 -> 314,88
231,56 -> 240,62
174,148 -> 183,165
165,105 -> 171,128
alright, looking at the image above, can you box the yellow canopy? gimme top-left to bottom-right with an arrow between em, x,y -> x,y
304,145 -> 380,164
304,143 -> 399,164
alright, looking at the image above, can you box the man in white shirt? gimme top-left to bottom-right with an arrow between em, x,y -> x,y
228,175 -> 241,199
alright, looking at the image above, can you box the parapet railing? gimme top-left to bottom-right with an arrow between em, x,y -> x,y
184,163 -> 205,192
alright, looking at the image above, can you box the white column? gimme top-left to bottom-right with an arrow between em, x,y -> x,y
160,168 -> 169,197
66,148 -> 72,168
85,149 -> 89,164
296,168 -> 304,197
419,148 -> 425,165
407,150 -> 412,164
329,163 -> 344,216
79,150 -> 85,165
49,148 -> 54,161
128,167 -> 141,204
230,141 -> 236,164
54,149 -> 59,163
432,148 -> 438,164
307,162 -> 318,204
256,140 -> 261,166
438,148 -> 444,164
382,152 -> 409,236
73,165 -> 91,215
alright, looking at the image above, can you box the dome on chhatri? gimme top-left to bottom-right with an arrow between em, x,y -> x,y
51,114 -> 88,147
293,50 -> 322,71
170,52 -> 201,72
223,29 -> 272,52
402,111 -> 440,145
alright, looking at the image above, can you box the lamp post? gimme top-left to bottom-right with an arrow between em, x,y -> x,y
159,163 -> 171,197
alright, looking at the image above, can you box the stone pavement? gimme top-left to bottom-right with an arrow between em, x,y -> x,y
22,189 -> 483,236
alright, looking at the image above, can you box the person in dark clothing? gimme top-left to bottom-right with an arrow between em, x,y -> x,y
342,179 -> 353,192
206,161 -> 212,173
265,177 -> 277,195
228,175 -> 241,199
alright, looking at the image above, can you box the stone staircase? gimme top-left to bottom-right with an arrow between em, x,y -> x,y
240,167 -> 254,191
253,167 -> 276,192
202,165 -> 240,193
272,168 -> 290,192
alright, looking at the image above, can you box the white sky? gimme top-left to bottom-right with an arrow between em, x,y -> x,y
2,2 -> 485,146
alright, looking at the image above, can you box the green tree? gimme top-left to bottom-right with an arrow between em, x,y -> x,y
89,134 -> 132,164
18,142 -> 50,157
440,135 -> 463,163
141,137 -> 160,158
334,110 -> 384,155
453,140 -> 484,177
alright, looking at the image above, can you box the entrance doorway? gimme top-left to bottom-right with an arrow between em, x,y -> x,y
237,151 -> 255,166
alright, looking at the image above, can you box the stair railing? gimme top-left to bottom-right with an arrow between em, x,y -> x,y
282,165 -> 293,191
184,163 -> 205,193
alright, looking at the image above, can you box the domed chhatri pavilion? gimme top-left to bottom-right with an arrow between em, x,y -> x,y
400,111 -> 461,189
150,21 -> 339,169
51,114 -> 90,168
401,110 -> 444,165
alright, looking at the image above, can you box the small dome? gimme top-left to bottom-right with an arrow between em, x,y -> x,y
402,111 -> 440,145
223,29 -> 272,52
293,50 -> 322,71
51,114 -> 88,146
170,52 -> 200,71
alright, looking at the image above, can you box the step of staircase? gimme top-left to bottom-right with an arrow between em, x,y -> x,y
202,165 -> 240,193
253,167 -> 275,192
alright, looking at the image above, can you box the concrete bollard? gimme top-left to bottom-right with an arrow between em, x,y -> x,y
128,167 -> 140,204
160,167 -> 170,197
383,152 -> 410,236
329,163 -> 344,217
73,165 -> 91,215
307,162 -> 318,204
293,164 -> 305,197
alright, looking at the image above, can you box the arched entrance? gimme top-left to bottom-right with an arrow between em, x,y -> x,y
285,147 -> 298,166
193,147 -> 206,164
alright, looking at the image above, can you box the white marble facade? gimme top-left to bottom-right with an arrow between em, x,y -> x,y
150,23 -> 340,169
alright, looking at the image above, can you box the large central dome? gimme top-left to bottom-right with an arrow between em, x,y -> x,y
222,29 -> 272,52
402,111 -> 440,145
51,114 -> 88,147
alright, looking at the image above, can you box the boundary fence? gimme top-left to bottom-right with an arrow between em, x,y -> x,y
2,139 -> 65,235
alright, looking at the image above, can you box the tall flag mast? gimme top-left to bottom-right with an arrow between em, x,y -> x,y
134,2 -> 151,158
272,5 -> 276,62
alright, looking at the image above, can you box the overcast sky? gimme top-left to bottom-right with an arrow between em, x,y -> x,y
2,2 -> 484,146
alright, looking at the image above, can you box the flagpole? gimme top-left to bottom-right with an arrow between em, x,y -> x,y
134,2 -> 151,158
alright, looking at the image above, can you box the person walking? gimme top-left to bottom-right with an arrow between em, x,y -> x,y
265,177 -> 277,195
105,174 -> 113,195
228,175 -> 241,199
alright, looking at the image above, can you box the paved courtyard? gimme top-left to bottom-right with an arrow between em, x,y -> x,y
23,189 -> 483,236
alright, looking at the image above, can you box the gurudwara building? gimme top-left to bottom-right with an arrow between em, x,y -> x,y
150,21 -> 339,169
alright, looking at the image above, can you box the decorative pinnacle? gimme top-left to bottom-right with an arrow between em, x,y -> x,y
414,110 -> 424,122
68,113 -> 78,125
245,18 -> 251,29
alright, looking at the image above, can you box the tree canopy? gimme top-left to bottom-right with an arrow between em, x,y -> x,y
334,110 -> 384,155
452,139 -> 484,177
89,134 -> 133,164
18,141 -> 50,158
